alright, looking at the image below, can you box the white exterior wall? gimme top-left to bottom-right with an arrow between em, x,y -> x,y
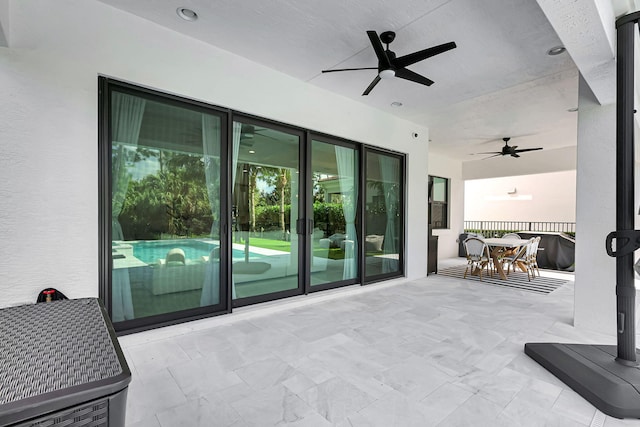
0,0 -> 429,306
574,75 -> 616,334
428,152 -> 464,259
464,170 -> 576,223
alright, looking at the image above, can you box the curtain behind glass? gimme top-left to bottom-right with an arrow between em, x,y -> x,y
111,92 -> 146,322
230,122 -> 242,299
200,114 -> 221,306
111,92 -> 146,241
335,146 -> 357,280
380,155 -> 399,273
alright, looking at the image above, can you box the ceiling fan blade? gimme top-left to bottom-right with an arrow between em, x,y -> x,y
367,31 -> 392,69
321,67 -> 378,73
514,147 -> 543,153
482,154 -> 503,160
362,75 -> 381,96
511,153 -> 521,158
254,131 -> 281,142
394,41 -> 457,68
395,68 -> 434,86
474,151 -> 502,155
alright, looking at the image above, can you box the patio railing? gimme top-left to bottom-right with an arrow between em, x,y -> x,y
464,220 -> 575,238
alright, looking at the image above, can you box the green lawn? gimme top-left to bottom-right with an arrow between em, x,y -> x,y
246,237 -> 382,260
246,237 -> 291,252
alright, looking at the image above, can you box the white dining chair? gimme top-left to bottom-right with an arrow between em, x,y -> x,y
502,232 -> 521,239
527,236 -> 541,278
499,232 -> 521,263
506,237 -> 538,281
501,237 -> 534,278
463,237 -> 493,281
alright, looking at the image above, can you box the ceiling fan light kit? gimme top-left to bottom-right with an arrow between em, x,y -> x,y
378,69 -> 396,79
321,30 -> 457,96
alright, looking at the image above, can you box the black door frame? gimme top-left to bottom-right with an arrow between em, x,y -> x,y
229,113 -> 307,308
99,78 -> 406,334
306,133 -> 362,293
98,77 -> 231,334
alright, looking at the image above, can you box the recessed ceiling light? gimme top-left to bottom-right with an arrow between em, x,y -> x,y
567,107 -> 578,112
177,7 -> 198,21
391,101 -> 403,107
547,46 -> 566,56
248,150 -> 256,154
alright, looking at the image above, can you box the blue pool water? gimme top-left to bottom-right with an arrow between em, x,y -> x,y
131,240 -> 256,263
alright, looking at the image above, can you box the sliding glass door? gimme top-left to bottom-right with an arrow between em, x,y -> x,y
100,78 -> 405,332
309,137 -> 359,289
364,149 -> 404,280
231,118 -> 304,304
106,85 -> 226,327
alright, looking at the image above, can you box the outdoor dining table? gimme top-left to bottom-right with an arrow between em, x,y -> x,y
483,237 -> 532,280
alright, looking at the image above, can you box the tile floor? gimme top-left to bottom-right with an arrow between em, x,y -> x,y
118,258 -> 640,426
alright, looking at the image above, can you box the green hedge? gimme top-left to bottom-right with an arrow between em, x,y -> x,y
312,203 -> 345,233
253,203 -> 345,233
254,205 -> 291,231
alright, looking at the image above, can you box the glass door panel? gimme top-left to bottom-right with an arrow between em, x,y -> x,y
110,90 -> 223,322
231,120 -> 302,301
310,139 -> 359,286
364,151 -> 402,278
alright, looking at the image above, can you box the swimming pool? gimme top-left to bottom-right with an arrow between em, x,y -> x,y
130,240 -> 260,264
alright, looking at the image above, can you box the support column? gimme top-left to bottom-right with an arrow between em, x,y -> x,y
574,75 -> 616,334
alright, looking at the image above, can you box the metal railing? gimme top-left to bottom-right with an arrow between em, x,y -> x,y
464,221 -> 575,236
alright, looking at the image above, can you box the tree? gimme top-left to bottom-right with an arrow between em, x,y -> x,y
255,166 -> 291,239
313,172 -> 326,203
276,168 -> 289,238
246,166 -> 259,233
119,150 -> 213,239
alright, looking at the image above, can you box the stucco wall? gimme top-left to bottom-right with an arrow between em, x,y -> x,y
574,75 -> 616,334
428,152 -> 464,259
0,0 -> 429,306
464,170 -> 576,223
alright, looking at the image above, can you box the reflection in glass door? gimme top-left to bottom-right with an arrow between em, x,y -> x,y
109,89 -> 224,323
310,139 -> 359,287
365,150 -> 403,278
231,120 -> 302,302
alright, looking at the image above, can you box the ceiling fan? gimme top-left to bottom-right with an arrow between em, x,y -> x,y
240,124 -> 280,146
322,30 -> 457,96
476,137 -> 543,159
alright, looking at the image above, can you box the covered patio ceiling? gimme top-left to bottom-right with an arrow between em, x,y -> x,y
93,0 -> 626,164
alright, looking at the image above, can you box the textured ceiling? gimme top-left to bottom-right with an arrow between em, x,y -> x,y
97,0 -> 584,160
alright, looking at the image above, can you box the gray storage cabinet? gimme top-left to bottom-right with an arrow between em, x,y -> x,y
0,298 -> 131,426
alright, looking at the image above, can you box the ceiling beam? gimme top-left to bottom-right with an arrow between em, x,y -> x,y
536,0 -> 616,105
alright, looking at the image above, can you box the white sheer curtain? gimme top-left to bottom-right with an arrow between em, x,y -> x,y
230,122 -> 242,299
380,155 -> 399,273
200,114 -> 221,306
335,146 -> 357,280
111,92 -> 146,240
201,121 -> 241,304
111,92 -> 146,322
288,169 -> 299,274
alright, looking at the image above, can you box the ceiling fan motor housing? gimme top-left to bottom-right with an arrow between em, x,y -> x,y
380,31 -> 396,44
